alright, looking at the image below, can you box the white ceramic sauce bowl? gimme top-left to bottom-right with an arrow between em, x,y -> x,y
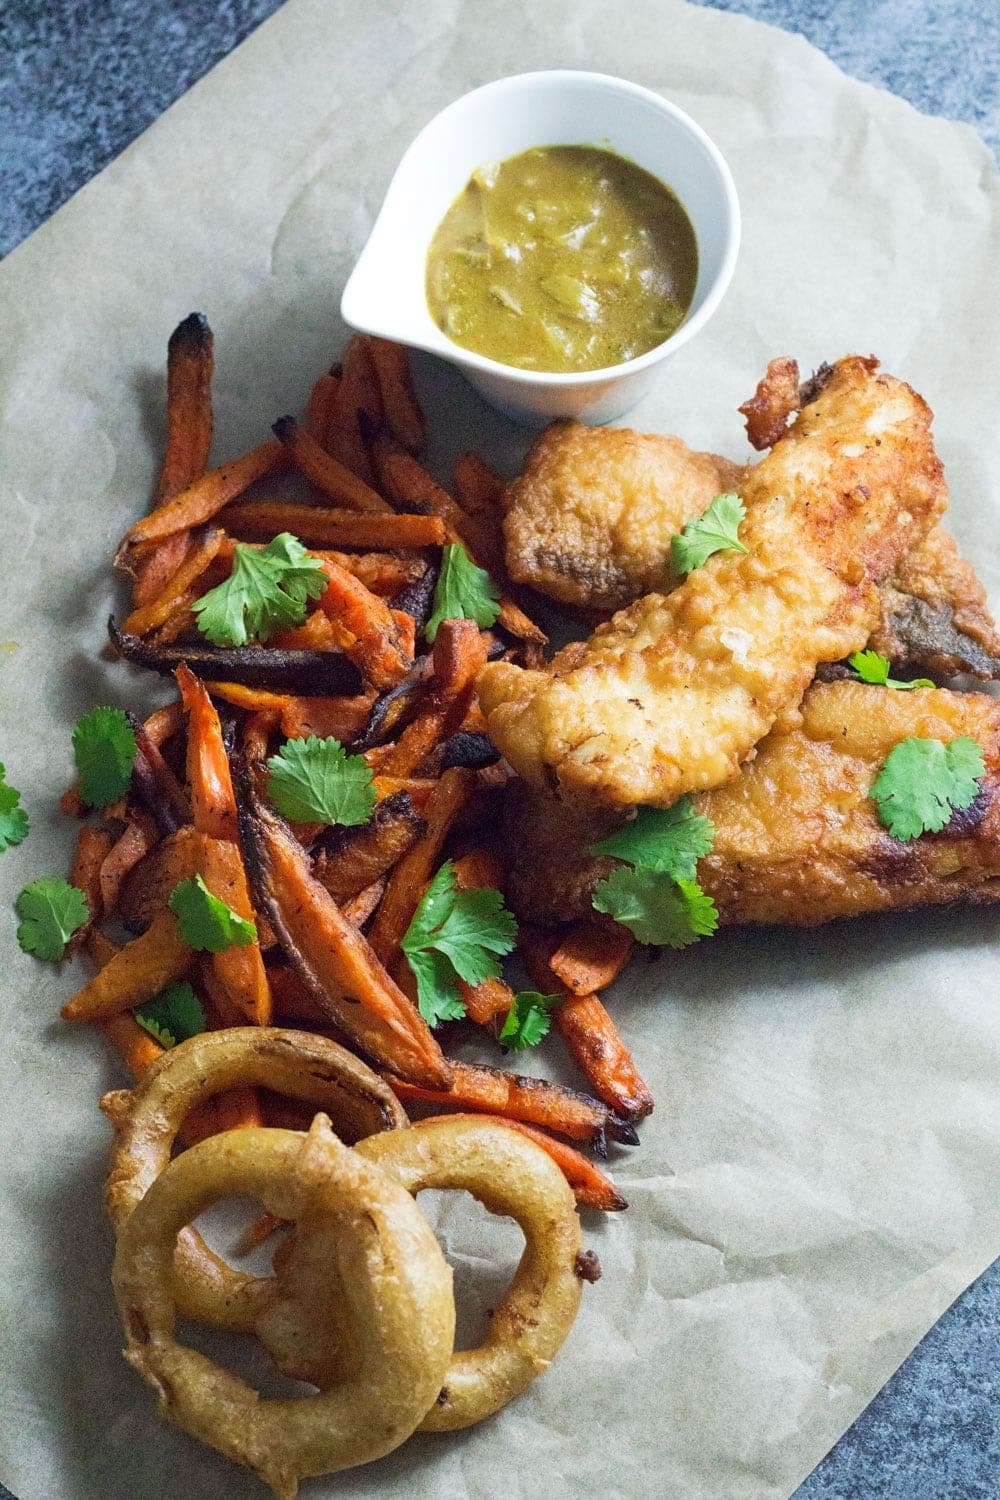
341,71 -> 740,426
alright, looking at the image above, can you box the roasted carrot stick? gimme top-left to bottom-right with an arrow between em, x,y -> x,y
417,1113 -> 628,1211
341,878 -> 386,929
327,337 -> 381,482
366,766 -> 474,966
100,1011 -> 165,1080
61,909 -> 191,1022
547,921 -> 635,996
132,313 -> 216,606
366,338 -> 425,453
305,371 -> 340,445
554,993 -> 655,1122
236,763 -> 452,1087
375,619 -> 487,777
278,694 -> 374,743
389,1060 -> 630,1149
143,700 -> 185,748
200,835 -> 273,1026
99,813 -> 160,916
68,825 -> 115,946
175,662 -> 238,842
454,452 -> 506,515
371,433 -> 501,569
268,609 -> 341,652
217,500 -> 446,550
124,527 -> 227,636
318,560 -> 411,690
449,851 -> 517,1025
119,439 -> 286,551
203,683 -> 293,714
273,415 -> 391,514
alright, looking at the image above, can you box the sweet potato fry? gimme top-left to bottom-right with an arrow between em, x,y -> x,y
454,451 -> 506,515
125,712 -> 190,833
313,549 -> 427,598
312,791 -> 427,904
99,1011 -> 165,1080
175,662 -> 238,842
110,619 -> 360,696
123,527 -> 227,636
142,700 -> 185,748
217,500 -> 446,550
68,825 -> 115,946
366,338 -> 425,453
116,826 -> 210,931
235,760 -> 452,1087
341,878 -> 386,929
366,767 -> 474,965
119,439 -> 286,551
548,921 -> 635,996
417,1113 -> 627,1211
389,1060 -> 631,1149
318,560 -> 412,689
440,848 -> 517,1025
392,608 -> 417,662
100,813 -> 161,916
278,693 -> 375,743
200,828 -> 273,1027
61,909 -> 191,1022
272,416 -> 391,514
376,619 -> 487,777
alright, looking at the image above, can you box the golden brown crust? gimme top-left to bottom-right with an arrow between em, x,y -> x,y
737,355 -> 802,450
502,681 -> 1000,928
503,420 -> 743,612
480,356 -> 947,808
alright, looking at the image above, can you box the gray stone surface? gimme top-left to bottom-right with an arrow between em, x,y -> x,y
0,3 -> 997,1498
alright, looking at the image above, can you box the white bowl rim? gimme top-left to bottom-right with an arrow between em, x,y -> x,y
342,68 -> 741,388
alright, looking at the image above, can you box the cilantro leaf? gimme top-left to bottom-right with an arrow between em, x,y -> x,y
266,735 -> 375,826
670,493 -> 749,576
870,735 -> 985,841
169,874 -> 257,952
402,860 -> 517,1025
589,796 -> 714,880
847,650 -> 935,692
135,982 -> 206,1049
16,878 -> 89,961
499,990 -> 560,1052
0,764 -> 29,851
593,869 -> 718,947
72,706 -> 137,808
192,532 -> 328,646
425,543 -> 501,643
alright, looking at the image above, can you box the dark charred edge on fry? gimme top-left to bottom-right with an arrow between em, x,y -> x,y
354,654 -> 435,750
391,559 -> 438,630
438,732 -> 501,772
124,711 -> 187,834
168,311 -> 212,355
272,415 -> 298,446
606,1115 -> 641,1147
312,791 -> 420,860
108,617 -> 362,695
799,361 -> 834,407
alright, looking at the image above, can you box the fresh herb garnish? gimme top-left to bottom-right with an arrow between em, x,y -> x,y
870,735 -> 985,841
135,982 -> 206,1049
590,797 -> 715,880
590,793 -> 719,947
16,878 -> 89,961
847,650 -> 934,691
0,763 -> 29,851
168,874 -> 257,952
266,735 -> 375,826
499,990 -> 560,1052
192,532 -> 328,647
72,706 -> 137,808
670,493 -> 748,576
401,860 -> 517,1026
425,542 -> 501,643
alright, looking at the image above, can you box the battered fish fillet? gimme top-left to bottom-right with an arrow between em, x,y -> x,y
479,356 -> 947,807
503,421 -> 744,613
503,680 -> 1000,928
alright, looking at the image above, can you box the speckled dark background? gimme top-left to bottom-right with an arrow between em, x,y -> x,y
1,2 -> 998,1496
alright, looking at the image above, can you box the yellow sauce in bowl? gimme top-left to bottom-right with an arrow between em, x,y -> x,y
426,144 -> 699,374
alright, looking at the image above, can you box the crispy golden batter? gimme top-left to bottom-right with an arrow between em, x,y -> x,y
504,680 -> 1000,927
480,356 -> 947,807
503,421 -> 743,613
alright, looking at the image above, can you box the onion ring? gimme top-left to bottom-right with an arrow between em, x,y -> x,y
260,1115 -> 585,1429
113,1116 -> 455,1499
101,1027 -> 406,1330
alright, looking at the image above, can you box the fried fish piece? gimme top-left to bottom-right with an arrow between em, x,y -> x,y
479,356 -> 947,807
742,358 -> 1000,681
504,679 -> 1000,928
503,421 -> 744,614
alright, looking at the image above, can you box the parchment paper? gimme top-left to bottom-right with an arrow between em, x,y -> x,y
1,2 -> 998,1497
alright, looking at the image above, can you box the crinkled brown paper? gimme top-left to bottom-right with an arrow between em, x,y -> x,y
1,2 -> 998,1497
